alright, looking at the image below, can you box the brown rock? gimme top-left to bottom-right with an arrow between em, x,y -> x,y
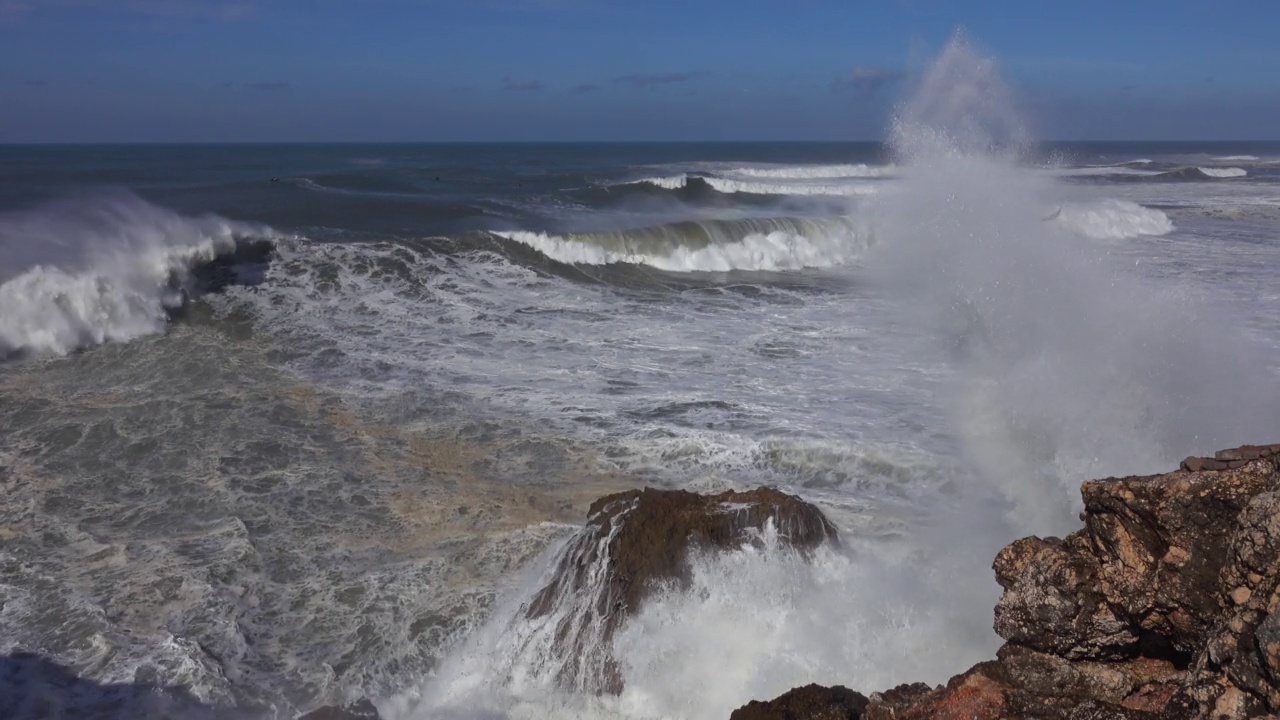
525,486 -> 837,694
729,684 -> 869,720
731,444 -> 1280,720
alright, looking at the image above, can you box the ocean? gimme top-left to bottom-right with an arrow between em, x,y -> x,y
3,42 -> 1280,720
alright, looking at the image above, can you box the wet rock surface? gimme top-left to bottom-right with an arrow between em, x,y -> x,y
731,445 -> 1280,720
522,486 -> 838,694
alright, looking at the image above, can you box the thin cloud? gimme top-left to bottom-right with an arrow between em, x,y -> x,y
615,72 -> 699,90
832,66 -> 906,97
245,81 -> 290,92
570,83 -> 601,94
22,79 -> 47,88
502,77 -> 544,91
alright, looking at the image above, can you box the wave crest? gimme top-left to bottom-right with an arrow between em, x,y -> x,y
0,193 -> 276,358
495,216 -> 870,272
1051,199 -> 1174,240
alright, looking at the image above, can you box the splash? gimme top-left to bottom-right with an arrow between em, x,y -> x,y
875,32 -> 1280,534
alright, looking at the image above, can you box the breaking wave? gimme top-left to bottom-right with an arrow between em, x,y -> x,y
0,193 -> 276,359
1051,199 -> 1175,239
1198,167 -> 1248,178
494,216 -> 870,272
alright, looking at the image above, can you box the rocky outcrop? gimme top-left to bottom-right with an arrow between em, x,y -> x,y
731,445 -> 1280,720
730,683 -> 870,720
521,486 -> 838,694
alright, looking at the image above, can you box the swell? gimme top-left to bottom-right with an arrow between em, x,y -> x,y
621,174 -> 882,197
0,192 -> 278,360
491,215 -> 872,272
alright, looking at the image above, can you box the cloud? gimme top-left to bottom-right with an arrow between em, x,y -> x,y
21,79 -> 47,88
570,83 -> 601,94
245,81 -> 290,92
832,66 -> 906,97
502,77 -> 543,91
615,72 -> 699,90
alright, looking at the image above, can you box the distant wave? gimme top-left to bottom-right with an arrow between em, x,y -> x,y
494,215 -> 870,272
0,193 -> 277,359
623,175 -> 880,197
1050,199 -> 1174,239
723,163 -> 895,179
1052,165 -> 1163,177
1197,167 -> 1248,178
1214,155 -> 1259,162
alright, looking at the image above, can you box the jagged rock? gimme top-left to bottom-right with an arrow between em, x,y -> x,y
729,684 -> 869,720
523,486 -> 837,694
730,445 -> 1280,720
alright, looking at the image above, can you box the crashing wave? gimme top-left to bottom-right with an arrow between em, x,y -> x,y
626,174 -> 690,190
1197,167 -> 1247,178
1214,155 -> 1258,162
494,216 -> 870,272
1051,199 -> 1174,240
0,193 -> 276,359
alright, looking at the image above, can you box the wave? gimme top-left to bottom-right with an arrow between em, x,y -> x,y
627,174 -> 690,190
1197,166 -> 1248,178
0,193 -> 276,359
1050,199 -> 1174,240
494,216 -> 870,272
1051,165 -> 1163,177
724,163 -> 895,179
625,175 -> 880,197
1214,155 -> 1259,162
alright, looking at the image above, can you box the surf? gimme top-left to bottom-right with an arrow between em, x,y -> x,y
0,192 -> 277,359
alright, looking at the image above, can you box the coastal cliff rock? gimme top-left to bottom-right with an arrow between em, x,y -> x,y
730,444 -> 1280,720
521,486 -> 838,694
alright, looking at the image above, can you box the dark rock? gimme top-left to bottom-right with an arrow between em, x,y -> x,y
729,684 -> 869,720
297,699 -> 381,720
524,486 -> 837,694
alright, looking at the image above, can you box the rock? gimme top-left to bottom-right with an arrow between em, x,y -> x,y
523,486 -> 837,694
297,699 -> 380,720
729,684 -> 869,720
730,444 -> 1280,720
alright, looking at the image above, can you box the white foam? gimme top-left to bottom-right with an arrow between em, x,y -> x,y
1199,167 -> 1247,178
494,223 -> 868,272
0,194 -> 274,358
628,174 -> 689,190
724,163 -> 896,179
702,177 -> 880,196
395,518 -> 999,720
1215,155 -> 1258,162
1052,199 -> 1175,239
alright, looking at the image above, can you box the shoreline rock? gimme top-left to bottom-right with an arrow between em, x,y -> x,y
521,486 -> 838,694
730,445 -> 1280,719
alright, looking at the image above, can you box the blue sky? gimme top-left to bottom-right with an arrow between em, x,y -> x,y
2,0 -> 1278,142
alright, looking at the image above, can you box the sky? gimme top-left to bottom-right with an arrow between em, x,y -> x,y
1,0 -> 1278,142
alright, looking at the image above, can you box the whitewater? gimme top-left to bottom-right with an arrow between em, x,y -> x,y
2,36 -> 1280,720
